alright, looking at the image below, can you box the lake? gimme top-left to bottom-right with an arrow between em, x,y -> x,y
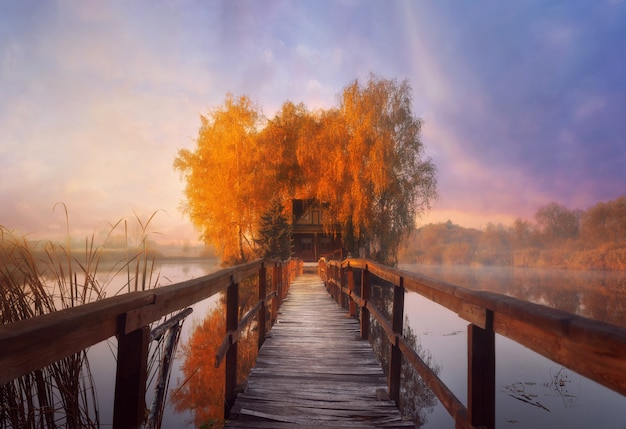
398,264 -> 626,428
87,259 -> 221,428
76,262 -> 626,428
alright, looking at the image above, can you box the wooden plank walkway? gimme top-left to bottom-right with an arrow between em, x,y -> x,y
225,274 -> 414,428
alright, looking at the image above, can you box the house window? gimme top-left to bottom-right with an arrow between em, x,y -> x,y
312,210 -> 321,224
301,237 -> 313,251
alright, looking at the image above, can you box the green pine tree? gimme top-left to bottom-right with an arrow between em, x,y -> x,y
255,199 -> 292,260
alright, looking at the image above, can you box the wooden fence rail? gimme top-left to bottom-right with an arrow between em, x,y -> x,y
0,258 -> 303,429
319,258 -> 626,429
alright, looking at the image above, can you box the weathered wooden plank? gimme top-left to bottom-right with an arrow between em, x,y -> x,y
225,274 -> 412,428
226,422 -> 390,429
0,264 -> 239,386
0,292 -> 153,385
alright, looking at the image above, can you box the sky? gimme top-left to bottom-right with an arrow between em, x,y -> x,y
1,0 -> 625,246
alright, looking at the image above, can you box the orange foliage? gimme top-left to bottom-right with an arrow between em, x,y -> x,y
171,309 -> 226,426
399,196 -> 626,270
171,301 -> 259,427
174,94 -> 270,265
174,76 -> 438,265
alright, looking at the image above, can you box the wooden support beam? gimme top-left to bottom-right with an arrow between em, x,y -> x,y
389,280 -> 405,404
282,264 -> 288,300
149,307 -> 193,341
258,264 -> 267,349
347,265 -> 357,317
339,266 -> 345,307
224,279 -> 239,418
113,324 -> 149,429
146,321 -> 181,429
360,266 -> 371,340
272,264 -> 280,324
468,314 -> 495,429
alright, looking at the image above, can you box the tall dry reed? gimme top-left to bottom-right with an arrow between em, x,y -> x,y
1,208 -> 171,428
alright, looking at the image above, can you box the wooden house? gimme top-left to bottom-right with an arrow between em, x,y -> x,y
291,199 -> 343,262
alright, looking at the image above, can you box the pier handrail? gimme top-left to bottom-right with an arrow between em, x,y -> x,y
319,257 -> 626,429
0,257 -> 303,428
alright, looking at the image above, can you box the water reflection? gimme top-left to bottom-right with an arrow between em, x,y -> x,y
91,260 -> 220,427
367,277 -> 440,427
398,264 -> 626,428
400,264 -> 626,327
171,307 -> 227,426
171,277 -> 260,427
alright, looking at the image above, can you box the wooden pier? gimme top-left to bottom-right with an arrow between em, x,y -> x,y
225,274 -> 413,428
5,258 -> 626,429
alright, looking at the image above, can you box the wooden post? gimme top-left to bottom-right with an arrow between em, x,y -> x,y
283,263 -> 289,299
389,279 -> 405,404
224,278 -> 239,418
347,264 -> 356,317
339,265 -> 345,308
327,265 -> 333,299
287,259 -> 291,282
333,265 -> 339,305
113,325 -> 149,429
330,265 -> 336,302
281,264 -> 286,300
468,314 -> 495,429
291,259 -> 297,281
272,263 -> 280,325
258,263 -> 267,349
360,266 -> 370,340
338,265 -> 343,308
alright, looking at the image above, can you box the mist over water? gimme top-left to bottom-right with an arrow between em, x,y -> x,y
399,263 -> 626,428
400,264 -> 626,326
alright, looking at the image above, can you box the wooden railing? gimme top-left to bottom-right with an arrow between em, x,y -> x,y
319,258 -> 626,429
0,258 -> 303,429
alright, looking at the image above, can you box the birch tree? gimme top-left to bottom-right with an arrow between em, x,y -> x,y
334,75 -> 437,264
174,94 -> 268,265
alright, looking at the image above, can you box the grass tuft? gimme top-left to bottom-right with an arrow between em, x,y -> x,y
1,210 -> 171,428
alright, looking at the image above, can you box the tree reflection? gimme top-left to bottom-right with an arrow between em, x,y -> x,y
171,308 -> 226,427
171,278 -> 260,428
368,279 -> 440,427
401,322 -> 441,427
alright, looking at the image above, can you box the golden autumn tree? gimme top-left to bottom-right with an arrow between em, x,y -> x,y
581,196 -> 626,245
257,101 -> 314,199
331,75 -> 437,264
175,77 -> 438,266
296,107 -> 350,230
174,94 -> 271,265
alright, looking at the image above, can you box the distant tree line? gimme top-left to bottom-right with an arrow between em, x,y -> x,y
398,196 -> 626,270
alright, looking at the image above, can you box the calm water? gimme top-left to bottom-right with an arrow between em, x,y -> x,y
88,259 -> 220,428
83,262 -> 626,428
399,264 -> 626,429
